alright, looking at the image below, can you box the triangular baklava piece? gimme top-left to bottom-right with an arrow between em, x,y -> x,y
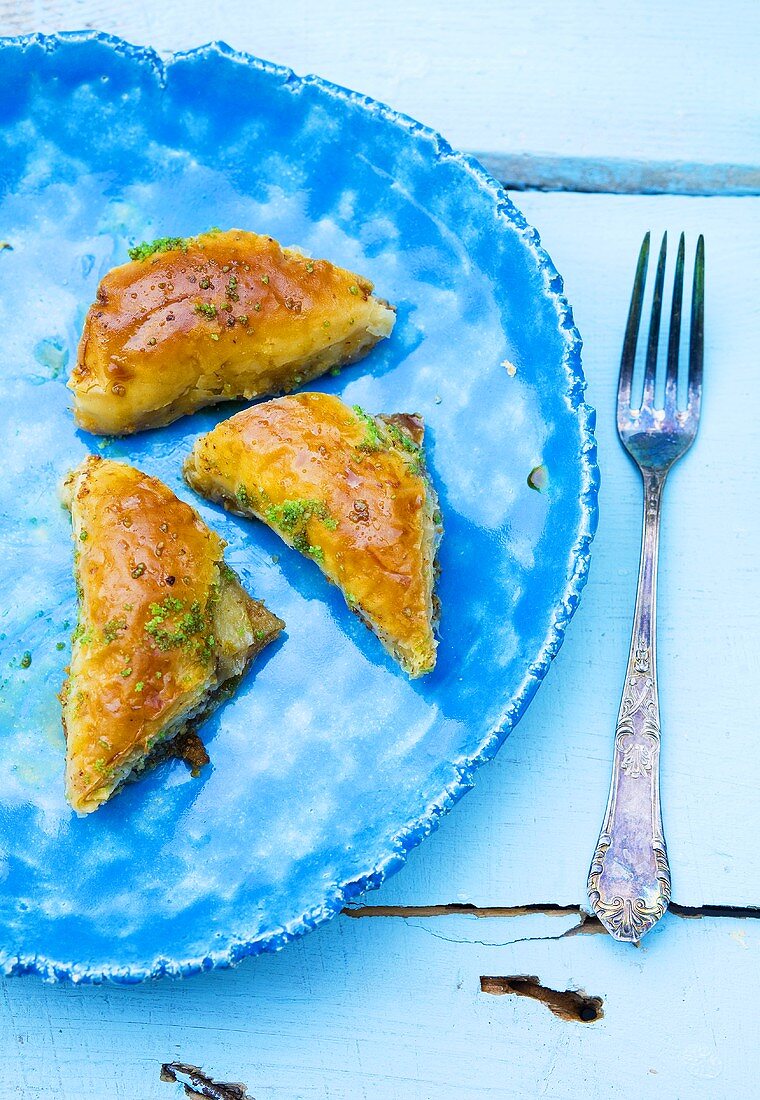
70,229 -> 395,435
184,392 -> 441,678
61,456 -> 283,814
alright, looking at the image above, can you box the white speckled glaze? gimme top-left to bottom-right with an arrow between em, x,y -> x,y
0,32 -> 598,982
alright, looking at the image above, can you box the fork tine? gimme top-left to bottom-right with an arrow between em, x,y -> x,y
664,233 -> 685,412
687,234 -> 705,421
642,232 -> 668,409
618,232 -> 650,416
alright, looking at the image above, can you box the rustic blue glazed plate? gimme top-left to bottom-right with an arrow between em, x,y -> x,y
0,32 -> 598,982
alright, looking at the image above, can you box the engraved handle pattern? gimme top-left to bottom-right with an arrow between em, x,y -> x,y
587,471 -> 671,941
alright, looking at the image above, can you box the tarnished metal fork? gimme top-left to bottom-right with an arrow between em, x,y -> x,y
587,232 -> 704,942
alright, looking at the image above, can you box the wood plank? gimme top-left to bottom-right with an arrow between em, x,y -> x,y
1,1 -> 758,186
2,911 -> 757,1097
480,155 -> 760,196
362,192 -> 760,911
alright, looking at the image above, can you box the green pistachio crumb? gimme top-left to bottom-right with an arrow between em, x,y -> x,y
102,618 -> 127,644
20,651 -> 31,669
144,596 -> 214,658
128,236 -> 189,262
352,405 -> 385,453
349,284 -> 359,295
265,498 -> 336,563
194,302 -> 217,319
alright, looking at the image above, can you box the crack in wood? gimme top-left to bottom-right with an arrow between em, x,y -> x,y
160,1062 -> 252,1099
343,901 -> 760,922
343,903 -> 579,919
480,975 -> 604,1023
401,917 -> 587,950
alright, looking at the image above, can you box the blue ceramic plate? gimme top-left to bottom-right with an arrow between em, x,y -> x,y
0,32 -> 598,982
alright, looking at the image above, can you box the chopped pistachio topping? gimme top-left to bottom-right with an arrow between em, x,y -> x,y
265,498 -> 337,534
194,302 -> 217,319
352,405 -> 385,453
352,406 -> 425,473
144,595 -> 214,658
128,236 -> 189,261
102,617 -> 127,644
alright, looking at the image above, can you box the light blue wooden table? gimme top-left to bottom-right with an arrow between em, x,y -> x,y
2,3 -> 759,1097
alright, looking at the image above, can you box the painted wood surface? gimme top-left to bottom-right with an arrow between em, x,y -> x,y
4,910 -> 759,1098
2,5 -> 759,1098
1,0 -> 758,188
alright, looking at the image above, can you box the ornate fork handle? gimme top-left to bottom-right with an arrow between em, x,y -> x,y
588,468 -> 671,941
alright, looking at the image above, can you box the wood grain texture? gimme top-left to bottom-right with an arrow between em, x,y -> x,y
2,910 -> 758,1097
1,0 -> 758,184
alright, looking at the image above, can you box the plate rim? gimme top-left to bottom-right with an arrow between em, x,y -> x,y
0,29 -> 600,984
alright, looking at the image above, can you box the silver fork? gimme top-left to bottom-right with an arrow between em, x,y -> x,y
587,231 -> 704,942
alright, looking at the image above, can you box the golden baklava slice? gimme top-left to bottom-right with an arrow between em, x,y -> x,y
70,229 -> 395,435
61,456 -> 283,814
184,392 -> 441,678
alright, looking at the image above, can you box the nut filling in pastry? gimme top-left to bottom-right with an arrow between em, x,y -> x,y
70,229 -> 396,435
184,392 -> 442,678
61,456 -> 284,814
